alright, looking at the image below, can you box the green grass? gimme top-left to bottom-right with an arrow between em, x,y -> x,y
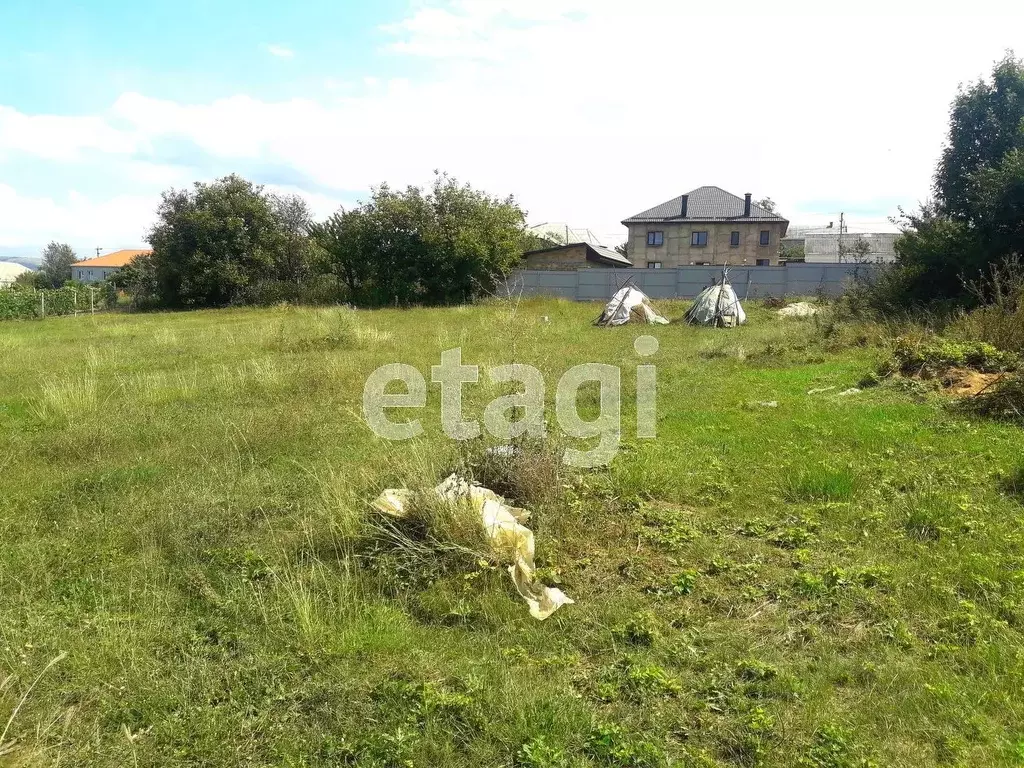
1,299 -> 1023,766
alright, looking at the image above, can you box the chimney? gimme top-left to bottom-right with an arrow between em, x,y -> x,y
744,193 -> 752,217
680,195 -> 688,218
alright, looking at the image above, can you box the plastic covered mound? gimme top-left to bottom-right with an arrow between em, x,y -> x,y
777,301 -> 819,318
596,286 -> 669,326
685,283 -> 746,326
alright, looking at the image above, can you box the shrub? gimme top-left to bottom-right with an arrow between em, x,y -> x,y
882,335 -> 1019,378
944,256 -> 1024,353
456,437 -> 563,509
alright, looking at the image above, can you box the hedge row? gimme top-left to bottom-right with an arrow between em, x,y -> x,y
0,286 -> 107,321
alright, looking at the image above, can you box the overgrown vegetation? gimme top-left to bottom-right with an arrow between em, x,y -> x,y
3,299 -> 1024,766
0,283 -> 107,320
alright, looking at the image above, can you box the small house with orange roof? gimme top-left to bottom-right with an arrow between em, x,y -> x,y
72,249 -> 152,283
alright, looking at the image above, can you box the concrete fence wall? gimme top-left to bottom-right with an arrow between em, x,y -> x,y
500,263 -> 881,301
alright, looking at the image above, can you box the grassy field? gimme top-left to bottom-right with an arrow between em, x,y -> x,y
1,298 -> 1023,767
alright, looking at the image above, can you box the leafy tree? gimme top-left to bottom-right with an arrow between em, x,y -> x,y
39,242 -> 77,288
780,241 -> 805,262
270,193 -> 316,284
147,175 -> 287,307
116,253 -> 160,310
615,242 -> 629,258
936,53 -> 1024,220
973,148 -> 1024,259
311,173 -> 527,306
838,238 -> 872,264
756,197 -> 778,214
308,208 -> 374,302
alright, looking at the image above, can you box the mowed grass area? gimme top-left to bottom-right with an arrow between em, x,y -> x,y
1,299 -> 1023,767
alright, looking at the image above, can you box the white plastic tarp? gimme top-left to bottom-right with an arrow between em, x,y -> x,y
685,284 -> 747,326
599,287 -> 670,326
777,301 -> 819,318
373,475 -> 574,620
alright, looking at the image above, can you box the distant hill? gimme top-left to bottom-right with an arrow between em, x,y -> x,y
5,257 -> 39,270
0,250 -> 40,269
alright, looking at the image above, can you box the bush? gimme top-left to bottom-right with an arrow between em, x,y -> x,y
882,335 -> 1019,378
947,257 -> 1024,353
454,437 -> 564,510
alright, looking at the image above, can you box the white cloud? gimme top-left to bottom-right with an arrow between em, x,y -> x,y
2,0 -> 1024,246
0,184 -> 155,248
265,44 -> 295,59
0,106 -> 138,160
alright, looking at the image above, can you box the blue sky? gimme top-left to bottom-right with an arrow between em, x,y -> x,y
1,0 -> 1022,261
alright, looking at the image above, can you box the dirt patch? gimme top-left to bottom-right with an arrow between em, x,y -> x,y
937,367 -> 1006,398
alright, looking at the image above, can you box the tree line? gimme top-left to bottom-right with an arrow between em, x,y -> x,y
119,172 -> 531,309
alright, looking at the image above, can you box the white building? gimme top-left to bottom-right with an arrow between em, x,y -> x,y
804,232 -> 898,263
72,249 -> 151,283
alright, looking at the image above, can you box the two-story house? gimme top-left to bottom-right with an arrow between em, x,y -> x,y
623,186 -> 789,268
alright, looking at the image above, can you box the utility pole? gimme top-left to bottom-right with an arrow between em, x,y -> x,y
837,212 -> 845,262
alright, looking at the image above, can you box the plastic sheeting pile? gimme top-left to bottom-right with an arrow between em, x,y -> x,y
596,286 -> 670,326
777,301 -> 819,318
685,282 -> 747,326
373,475 -> 574,620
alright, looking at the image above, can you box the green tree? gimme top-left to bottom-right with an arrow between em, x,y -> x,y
936,53 -> 1024,220
270,193 -> 315,284
311,173 -> 527,306
756,197 -> 778,214
308,208 -> 374,302
116,253 -> 160,310
973,148 -> 1024,258
147,175 -> 287,307
40,242 -> 77,288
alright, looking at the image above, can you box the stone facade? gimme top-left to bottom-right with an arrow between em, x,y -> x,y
522,244 -> 630,271
522,244 -> 591,271
626,221 -> 788,268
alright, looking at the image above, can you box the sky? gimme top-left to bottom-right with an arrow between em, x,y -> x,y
0,0 -> 1022,262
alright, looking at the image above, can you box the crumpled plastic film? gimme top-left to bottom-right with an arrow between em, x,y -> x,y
373,475 -> 574,620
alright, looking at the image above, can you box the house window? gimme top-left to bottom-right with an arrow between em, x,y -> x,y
730,231 -> 740,247
647,231 -> 664,247
88,270 -> 94,278
691,231 -> 708,247
647,262 -> 662,269
756,258 -> 771,267
759,230 -> 770,246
